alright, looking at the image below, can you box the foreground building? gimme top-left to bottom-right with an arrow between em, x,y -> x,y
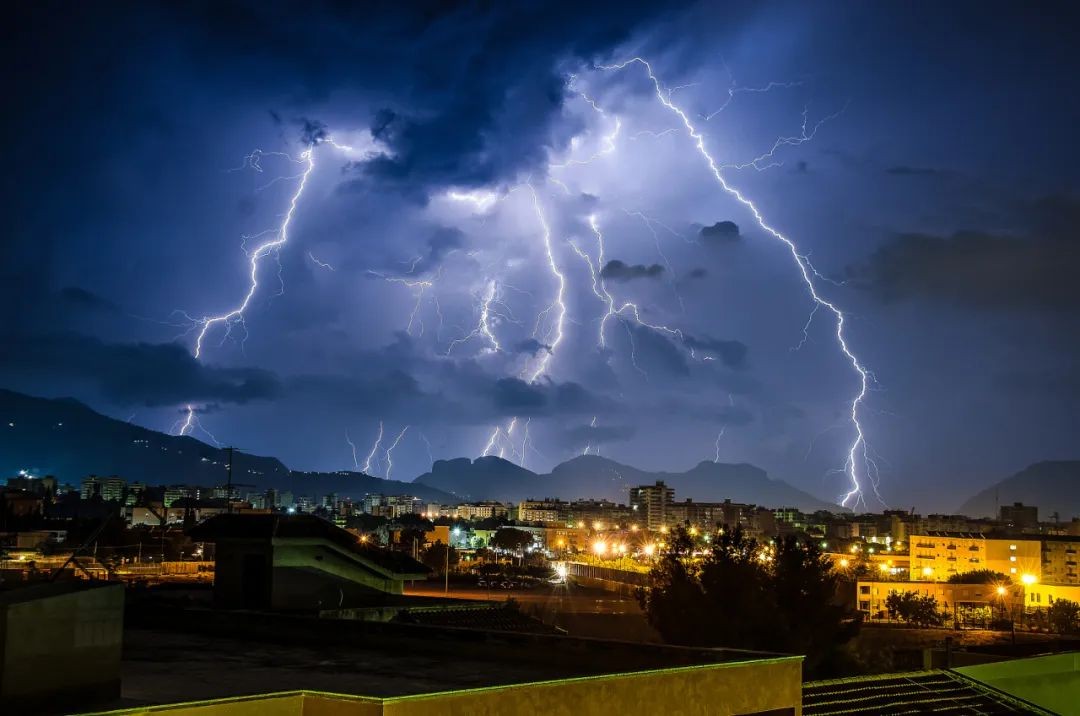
189,513 -> 428,610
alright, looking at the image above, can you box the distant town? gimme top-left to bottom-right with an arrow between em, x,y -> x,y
5,469 -> 1080,632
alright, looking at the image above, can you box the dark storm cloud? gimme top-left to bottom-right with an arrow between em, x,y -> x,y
58,287 -> 120,313
515,339 -> 551,357
600,259 -> 665,281
408,227 -> 465,274
0,332 -> 280,407
700,221 -> 741,243
848,197 -> 1080,311
684,267 -> 708,280
288,370 -> 424,412
490,378 -> 616,416
298,118 -> 329,146
682,335 -> 748,369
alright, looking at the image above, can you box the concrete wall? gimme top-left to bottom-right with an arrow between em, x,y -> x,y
1,581 -> 124,712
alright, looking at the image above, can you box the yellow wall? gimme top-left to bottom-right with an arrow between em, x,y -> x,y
910,534 -> 1040,583
80,657 -> 803,716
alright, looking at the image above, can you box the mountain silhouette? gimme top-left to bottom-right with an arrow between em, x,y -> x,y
415,453 -> 844,511
0,388 -> 453,502
957,461 -> 1080,519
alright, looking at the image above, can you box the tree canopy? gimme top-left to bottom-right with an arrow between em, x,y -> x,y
638,527 -> 858,677
490,527 -> 535,552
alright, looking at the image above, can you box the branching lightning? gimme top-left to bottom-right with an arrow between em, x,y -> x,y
599,57 -> 877,507
362,421 -> 384,475
345,429 -> 360,470
172,405 -> 221,446
368,269 -> 443,338
187,138 -> 355,359
383,425 -> 409,479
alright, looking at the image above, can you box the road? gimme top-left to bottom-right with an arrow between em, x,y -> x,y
405,582 -> 637,613
404,581 -> 658,641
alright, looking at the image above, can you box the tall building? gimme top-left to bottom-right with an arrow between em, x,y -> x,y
1000,502 -> 1038,529
81,475 -> 126,502
629,481 -> 674,531
910,532 -> 1041,582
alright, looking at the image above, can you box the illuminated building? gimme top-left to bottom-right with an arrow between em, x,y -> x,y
910,532 -> 1041,582
629,480 -> 674,531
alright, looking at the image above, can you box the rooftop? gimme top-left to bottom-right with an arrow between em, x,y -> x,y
803,670 -> 1050,715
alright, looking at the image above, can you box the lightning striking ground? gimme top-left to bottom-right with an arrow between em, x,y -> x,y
599,57 -> 876,507
384,426 -> 410,479
362,421 -> 384,475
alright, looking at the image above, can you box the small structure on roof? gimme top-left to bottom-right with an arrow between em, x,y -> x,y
188,513 -> 429,610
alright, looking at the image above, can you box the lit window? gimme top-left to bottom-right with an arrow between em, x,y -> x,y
1010,556 -> 1017,562
1010,544 -> 1017,550
1011,567 -> 1017,574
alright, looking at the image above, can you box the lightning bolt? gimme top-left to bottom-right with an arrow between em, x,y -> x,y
599,58 -> 876,508
525,183 -> 567,384
570,214 -> 688,376
714,394 -> 736,462
308,252 -> 335,271
384,425 -> 409,479
447,279 -> 504,354
345,429 -> 360,470
187,137 -> 356,359
362,421 -> 384,475
583,415 -> 598,455
172,405 -> 220,446
367,269 -> 442,338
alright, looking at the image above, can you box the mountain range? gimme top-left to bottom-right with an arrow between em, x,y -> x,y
0,389 -> 453,502
415,454 -> 846,511
957,461 -> 1080,520
9,387 -> 1072,516
1,388 -> 846,510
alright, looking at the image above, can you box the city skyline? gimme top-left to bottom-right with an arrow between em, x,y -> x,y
4,2 -> 1078,513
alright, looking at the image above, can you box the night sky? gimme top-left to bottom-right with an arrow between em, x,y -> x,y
4,1 -> 1078,511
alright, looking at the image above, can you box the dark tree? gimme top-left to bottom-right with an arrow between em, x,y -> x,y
885,591 -> 946,627
422,540 -> 459,575
947,569 -> 1011,584
639,528 -> 858,677
490,528 -> 534,552
1047,598 -> 1080,634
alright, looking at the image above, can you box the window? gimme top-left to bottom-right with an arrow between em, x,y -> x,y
859,586 -> 870,595
1010,556 -> 1017,562
1010,544 -> 1017,550
1011,567 -> 1017,574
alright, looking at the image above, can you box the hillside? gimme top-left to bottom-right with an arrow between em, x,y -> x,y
414,454 -> 844,511
957,461 -> 1080,519
0,388 -> 453,502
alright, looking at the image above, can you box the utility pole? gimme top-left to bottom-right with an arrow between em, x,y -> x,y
226,447 -> 235,514
444,543 -> 449,594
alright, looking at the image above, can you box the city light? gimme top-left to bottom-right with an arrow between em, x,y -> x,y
1021,574 -> 1037,585
996,585 -> 1007,596
922,566 -> 933,576
643,544 -> 656,557
592,540 -> 608,556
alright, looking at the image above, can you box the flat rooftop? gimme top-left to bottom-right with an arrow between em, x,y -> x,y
105,609 -> 792,710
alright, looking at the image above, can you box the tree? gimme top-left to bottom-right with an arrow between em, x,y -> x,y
638,528 -> 859,677
947,570 -> 1010,585
1047,598 -> 1080,634
422,540 -> 459,575
490,527 -> 534,553
885,591 -> 946,627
